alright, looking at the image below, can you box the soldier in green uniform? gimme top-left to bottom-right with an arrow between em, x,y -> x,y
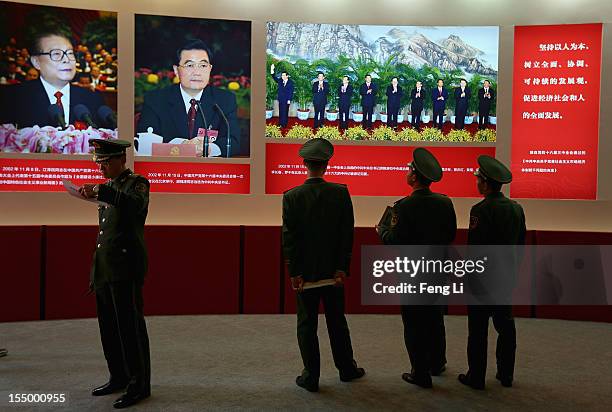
458,155 -> 526,390
376,148 -> 457,389
79,139 -> 151,409
282,138 -> 365,393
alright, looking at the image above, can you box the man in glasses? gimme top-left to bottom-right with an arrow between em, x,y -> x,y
136,39 -> 240,157
0,30 -> 106,129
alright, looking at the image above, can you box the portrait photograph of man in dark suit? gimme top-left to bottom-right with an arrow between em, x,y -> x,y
0,30 -> 112,130
134,15 -> 251,158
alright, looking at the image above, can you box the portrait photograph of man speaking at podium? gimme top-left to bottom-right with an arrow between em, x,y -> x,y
134,14 -> 251,158
0,2 -> 119,154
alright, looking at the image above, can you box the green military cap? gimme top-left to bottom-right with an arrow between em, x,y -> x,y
475,155 -> 512,184
90,139 -> 131,162
298,138 -> 334,161
409,147 -> 443,182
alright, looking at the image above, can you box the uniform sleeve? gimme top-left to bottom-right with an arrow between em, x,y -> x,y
281,193 -> 299,277
97,176 -> 149,216
467,205 -> 490,245
337,186 -> 354,274
379,204 -> 403,245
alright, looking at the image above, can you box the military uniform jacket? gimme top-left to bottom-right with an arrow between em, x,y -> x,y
90,169 -> 150,289
380,188 -> 457,246
282,177 -> 354,282
467,192 -> 526,301
468,192 -> 526,246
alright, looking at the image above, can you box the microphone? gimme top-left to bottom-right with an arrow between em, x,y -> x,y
73,104 -> 97,128
97,105 -> 117,129
48,104 -> 66,129
195,100 -> 209,158
213,103 -> 231,158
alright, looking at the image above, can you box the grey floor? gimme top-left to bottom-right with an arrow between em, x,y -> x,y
1,315 -> 611,411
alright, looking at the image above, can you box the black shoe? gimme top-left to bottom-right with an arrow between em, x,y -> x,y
431,365 -> 447,376
401,372 -> 432,388
92,381 -> 128,396
113,391 -> 150,409
295,375 -> 319,392
340,367 -> 366,382
458,373 -> 485,390
496,373 -> 513,387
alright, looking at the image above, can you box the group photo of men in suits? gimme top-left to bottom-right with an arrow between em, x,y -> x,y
266,71 -> 496,135
134,15 -> 251,158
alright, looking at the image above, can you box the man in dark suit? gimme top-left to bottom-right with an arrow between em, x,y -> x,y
386,77 -> 403,129
282,138 -> 365,392
478,80 -> 495,130
312,72 -> 329,129
79,139 -> 151,409
359,74 -> 377,130
0,31 -> 107,129
454,78 -> 471,130
338,76 -> 353,131
410,81 -> 425,130
377,148 -> 457,389
431,79 -> 448,130
136,39 -> 239,157
458,155 -> 526,391
270,64 -> 294,128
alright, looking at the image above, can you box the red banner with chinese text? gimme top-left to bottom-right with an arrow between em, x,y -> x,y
511,23 -> 602,200
0,158 -> 104,192
266,143 -> 495,197
134,161 -> 250,194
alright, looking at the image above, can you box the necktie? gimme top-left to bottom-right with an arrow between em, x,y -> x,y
188,98 -> 197,138
54,91 -> 64,111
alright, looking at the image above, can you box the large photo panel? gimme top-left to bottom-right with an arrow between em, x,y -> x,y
265,23 -> 499,196
0,1 -> 118,192
133,14 -> 251,194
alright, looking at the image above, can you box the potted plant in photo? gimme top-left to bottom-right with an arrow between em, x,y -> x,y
379,108 -> 387,123
291,58 -> 316,122
343,125 -> 370,141
315,125 -> 342,140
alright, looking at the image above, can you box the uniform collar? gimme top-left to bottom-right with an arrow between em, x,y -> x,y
411,187 -> 432,196
305,177 -> 325,184
485,191 -> 505,199
112,168 -> 132,184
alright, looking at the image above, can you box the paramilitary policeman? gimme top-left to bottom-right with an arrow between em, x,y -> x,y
458,155 -> 526,390
282,138 -> 365,393
377,148 -> 457,389
79,139 -> 151,409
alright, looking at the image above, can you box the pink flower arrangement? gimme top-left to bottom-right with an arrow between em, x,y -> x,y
0,124 -> 118,154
